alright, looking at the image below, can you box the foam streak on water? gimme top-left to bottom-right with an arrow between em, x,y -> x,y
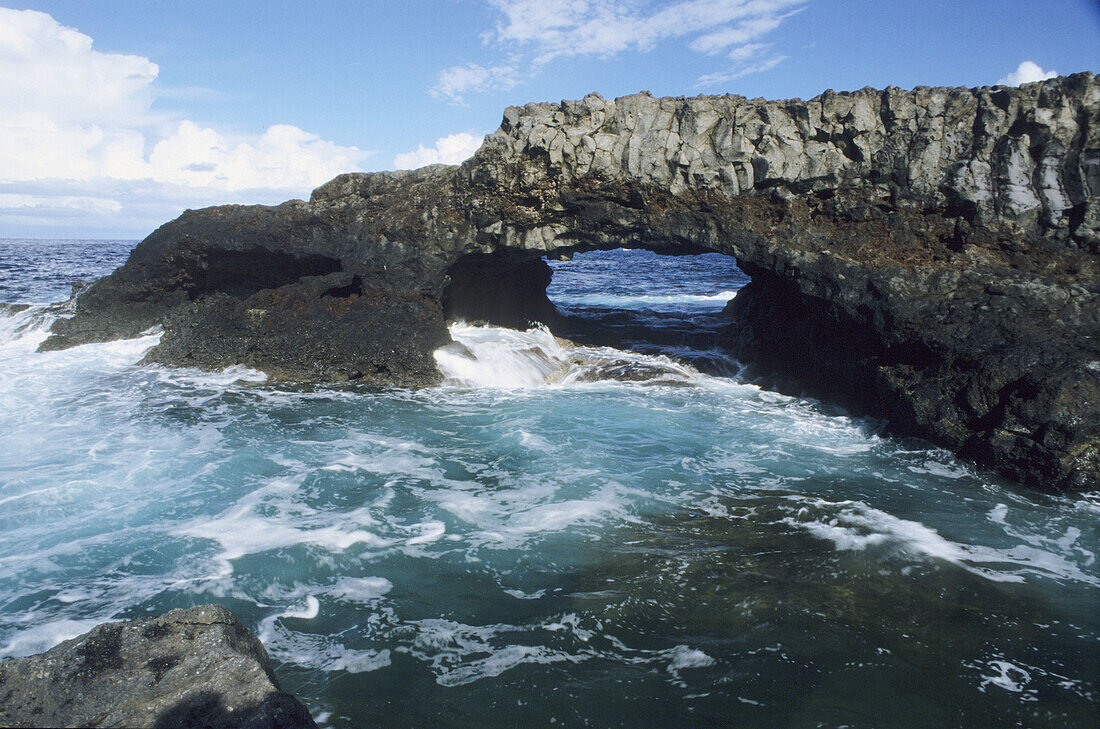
1,244 -> 1098,728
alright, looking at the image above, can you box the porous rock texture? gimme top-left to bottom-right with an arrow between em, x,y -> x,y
41,73 -> 1100,489
0,605 -> 316,728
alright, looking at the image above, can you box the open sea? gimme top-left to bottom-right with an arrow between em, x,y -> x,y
1,239 -> 1097,728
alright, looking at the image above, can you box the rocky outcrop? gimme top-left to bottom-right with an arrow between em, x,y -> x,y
40,73 -> 1099,489
0,605 -> 316,728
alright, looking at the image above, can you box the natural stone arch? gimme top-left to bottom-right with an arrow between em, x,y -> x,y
40,74 -> 1100,489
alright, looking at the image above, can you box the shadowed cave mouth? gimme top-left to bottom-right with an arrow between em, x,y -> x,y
442,249 -> 749,376
178,248 -> 359,300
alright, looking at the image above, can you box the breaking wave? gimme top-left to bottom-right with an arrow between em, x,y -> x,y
552,290 -> 737,310
434,323 -> 717,388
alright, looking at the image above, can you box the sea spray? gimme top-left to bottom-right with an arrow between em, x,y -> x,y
433,324 -> 572,387
551,290 -> 739,311
0,304 -> 56,353
436,323 -> 709,388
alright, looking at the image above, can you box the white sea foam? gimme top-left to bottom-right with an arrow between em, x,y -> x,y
425,477 -> 629,549
0,306 -> 161,422
544,613 -> 595,642
0,617 -> 102,658
780,409 -> 880,456
435,645 -> 576,686
0,303 -> 262,418
153,363 -> 268,388
329,577 -> 393,602
182,507 -> 390,561
176,477 -> 392,562
553,290 -> 738,309
433,324 -> 572,387
406,520 -> 447,545
986,502 -> 1097,572
258,616 -> 392,674
435,323 -> 710,389
1076,492 -> 1100,517
517,429 -> 552,451
908,459 -> 971,479
785,497 -> 1100,586
0,305 -> 56,352
978,660 -> 1033,693
784,497 -> 969,560
283,595 -> 321,620
403,617 -> 586,687
0,485 -> 67,507
666,645 -> 716,673
328,649 -> 393,674
52,588 -> 100,604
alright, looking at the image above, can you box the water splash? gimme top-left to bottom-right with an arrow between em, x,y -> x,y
553,290 -> 738,310
435,323 -> 709,388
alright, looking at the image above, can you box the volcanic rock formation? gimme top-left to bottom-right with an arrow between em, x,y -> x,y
40,73 -> 1100,490
0,605 -> 316,728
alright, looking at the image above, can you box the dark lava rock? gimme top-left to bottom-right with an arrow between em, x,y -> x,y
38,74 -> 1100,489
726,261 -> 1100,491
0,605 -> 316,729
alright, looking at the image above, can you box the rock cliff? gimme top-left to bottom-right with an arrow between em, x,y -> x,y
40,73 -> 1100,489
0,605 -> 316,728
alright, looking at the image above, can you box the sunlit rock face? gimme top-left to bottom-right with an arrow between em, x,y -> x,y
41,73 -> 1099,489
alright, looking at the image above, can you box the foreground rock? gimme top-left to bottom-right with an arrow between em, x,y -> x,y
0,605 -> 316,729
40,74 -> 1099,489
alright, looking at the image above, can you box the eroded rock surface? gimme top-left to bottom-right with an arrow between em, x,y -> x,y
0,605 -> 316,729
40,74 -> 1100,489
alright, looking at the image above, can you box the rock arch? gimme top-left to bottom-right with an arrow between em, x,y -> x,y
41,74 -> 1100,489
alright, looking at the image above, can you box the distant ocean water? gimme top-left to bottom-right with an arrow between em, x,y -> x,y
0,238 -> 134,303
1,241 -> 1097,728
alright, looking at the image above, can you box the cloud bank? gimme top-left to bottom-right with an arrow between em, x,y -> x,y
431,0 -> 806,103
998,61 -> 1057,87
0,7 -> 369,236
393,133 -> 485,169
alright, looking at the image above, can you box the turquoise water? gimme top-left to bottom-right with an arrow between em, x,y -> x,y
0,243 -> 1097,728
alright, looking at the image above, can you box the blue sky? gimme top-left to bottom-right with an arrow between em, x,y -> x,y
1,0 -> 1097,238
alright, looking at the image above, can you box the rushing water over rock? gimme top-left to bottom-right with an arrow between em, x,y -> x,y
1,242 -> 1098,728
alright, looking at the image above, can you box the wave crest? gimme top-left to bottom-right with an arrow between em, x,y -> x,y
434,323 -> 709,388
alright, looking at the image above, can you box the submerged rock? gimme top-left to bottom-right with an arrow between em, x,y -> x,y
38,74 -> 1100,489
0,605 -> 316,728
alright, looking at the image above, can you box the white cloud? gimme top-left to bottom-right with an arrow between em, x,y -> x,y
695,53 -> 787,87
0,7 -> 158,127
393,133 -> 485,169
727,42 -> 770,61
430,63 -> 520,104
0,7 -> 369,235
689,16 -> 783,54
999,61 -> 1057,86
0,176 -> 329,236
0,193 -> 122,215
431,0 -> 805,99
146,122 -> 364,191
